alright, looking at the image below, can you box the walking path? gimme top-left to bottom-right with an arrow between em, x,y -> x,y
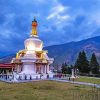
0,78 -> 100,88
50,78 -> 100,88
81,76 -> 100,79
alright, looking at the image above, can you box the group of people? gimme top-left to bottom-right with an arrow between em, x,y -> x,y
0,73 -> 73,81
17,74 -> 50,80
17,75 -> 32,80
53,74 -> 67,78
0,74 -> 13,80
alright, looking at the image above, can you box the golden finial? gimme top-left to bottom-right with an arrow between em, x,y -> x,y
31,17 -> 38,37
16,53 -> 19,59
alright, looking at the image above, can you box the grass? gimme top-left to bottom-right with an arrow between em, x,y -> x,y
75,76 -> 100,84
0,80 -> 100,100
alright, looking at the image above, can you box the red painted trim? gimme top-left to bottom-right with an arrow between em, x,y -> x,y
0,63 -> 14,68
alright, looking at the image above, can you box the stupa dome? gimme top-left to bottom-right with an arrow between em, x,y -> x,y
24,37 -> 43,51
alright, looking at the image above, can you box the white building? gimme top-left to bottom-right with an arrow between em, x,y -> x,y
11,18 -> 54,81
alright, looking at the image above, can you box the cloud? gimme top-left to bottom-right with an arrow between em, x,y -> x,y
47,4 -> 69,19
0,0 -> 100,54
46,1 -> 71,29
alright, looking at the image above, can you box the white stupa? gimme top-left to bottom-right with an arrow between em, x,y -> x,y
11,18 -> 54,81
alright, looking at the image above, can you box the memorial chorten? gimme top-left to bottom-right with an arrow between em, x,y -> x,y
12,18 -> 54,81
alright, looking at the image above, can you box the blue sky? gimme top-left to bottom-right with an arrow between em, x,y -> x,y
0,0 -> 100,54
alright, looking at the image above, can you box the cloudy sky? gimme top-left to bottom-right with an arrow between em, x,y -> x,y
0,0 -> 100,54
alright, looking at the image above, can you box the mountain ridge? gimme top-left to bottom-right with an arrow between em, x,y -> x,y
44,36 -> 100,65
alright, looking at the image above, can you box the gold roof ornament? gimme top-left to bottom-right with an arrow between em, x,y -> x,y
31,18 -> 38,37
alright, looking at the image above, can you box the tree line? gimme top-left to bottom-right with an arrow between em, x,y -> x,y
61,51 -> 100,75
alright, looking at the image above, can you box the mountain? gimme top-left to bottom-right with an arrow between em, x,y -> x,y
0,54 -> 15,63
0,36 -> 100,66
44,36 -> 100,65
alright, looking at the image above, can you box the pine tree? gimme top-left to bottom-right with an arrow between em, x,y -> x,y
67,65 -> 72,74
61,63 -> 67,74
90,53 -> 100,74
71,64 -> 74,69
75,51 -> 89,73
81,51 -> 90,73
75,51 -> 82,69
64,62 -> 67,67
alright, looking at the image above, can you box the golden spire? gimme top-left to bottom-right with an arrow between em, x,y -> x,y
31,18 -> 38,37
16,53 -> 19,59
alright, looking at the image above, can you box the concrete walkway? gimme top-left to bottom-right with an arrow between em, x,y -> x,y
0,78 -> 100,88
50,78 -> 100,88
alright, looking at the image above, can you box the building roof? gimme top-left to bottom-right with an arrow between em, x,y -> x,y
0,63 -> 13,68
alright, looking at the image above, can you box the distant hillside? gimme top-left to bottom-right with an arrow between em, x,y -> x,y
0,36 -> 100,65
0,54 -> 15,63
44,36 -> 100,65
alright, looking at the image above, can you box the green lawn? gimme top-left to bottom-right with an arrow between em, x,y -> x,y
75,76 -> 100,84
0,80 -> 100,100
